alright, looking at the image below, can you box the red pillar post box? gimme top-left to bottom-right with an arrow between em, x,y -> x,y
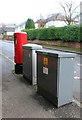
14,32 -> 28,74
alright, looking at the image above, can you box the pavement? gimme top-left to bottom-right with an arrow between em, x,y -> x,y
0,40 -> 82,118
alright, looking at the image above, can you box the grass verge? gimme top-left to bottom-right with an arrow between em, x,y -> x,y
43,44 -> 80,53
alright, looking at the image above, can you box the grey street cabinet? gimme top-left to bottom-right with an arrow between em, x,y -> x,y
36,49 -> 75,107
22,44 -> 42,85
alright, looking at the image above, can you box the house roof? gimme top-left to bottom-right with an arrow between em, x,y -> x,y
0,23 -> 15,34
35,13 -> 66,24
35,13 -> 79,24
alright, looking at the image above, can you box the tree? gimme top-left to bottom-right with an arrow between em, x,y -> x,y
80,1 -> 82,25
37,14 -> 46,28
39,20 -> 46,28
25,18 -> 35,29
1,24 -> 6,35
59,1 -> 80,25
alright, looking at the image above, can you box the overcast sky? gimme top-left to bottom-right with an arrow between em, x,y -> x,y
0,0 -> 81,25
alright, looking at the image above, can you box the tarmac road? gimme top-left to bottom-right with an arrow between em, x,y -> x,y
0,40 -> 81,118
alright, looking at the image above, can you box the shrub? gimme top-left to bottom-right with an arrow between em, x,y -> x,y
23,25 -> 80,42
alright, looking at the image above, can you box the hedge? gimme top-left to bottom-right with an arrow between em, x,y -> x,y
23,25 -> 80,42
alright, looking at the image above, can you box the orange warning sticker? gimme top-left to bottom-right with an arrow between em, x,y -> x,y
43,57 -> 48,66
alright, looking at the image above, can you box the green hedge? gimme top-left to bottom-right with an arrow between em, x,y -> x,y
23,25 -> 80,42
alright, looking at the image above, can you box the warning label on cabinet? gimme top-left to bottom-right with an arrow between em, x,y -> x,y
43,67 -> 48,75
43,57 -> 48,66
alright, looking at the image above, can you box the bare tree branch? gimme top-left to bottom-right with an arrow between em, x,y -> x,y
71,5 -> 80,15
59,1 -> 79,25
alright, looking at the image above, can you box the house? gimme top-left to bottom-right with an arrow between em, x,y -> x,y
35,13 -> 79,28
15,21 -> 26,32
46,13 -> 67,27
35,13 -> 67,28
0,23 -> 15,35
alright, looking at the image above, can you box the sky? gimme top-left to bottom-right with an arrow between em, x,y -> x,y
0,0 -> 81,25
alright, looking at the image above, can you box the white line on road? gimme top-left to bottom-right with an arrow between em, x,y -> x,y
77,63 -> 82,66
74,71 -> 76,73
1,53 -> 15,64
74,76 -> 80,79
